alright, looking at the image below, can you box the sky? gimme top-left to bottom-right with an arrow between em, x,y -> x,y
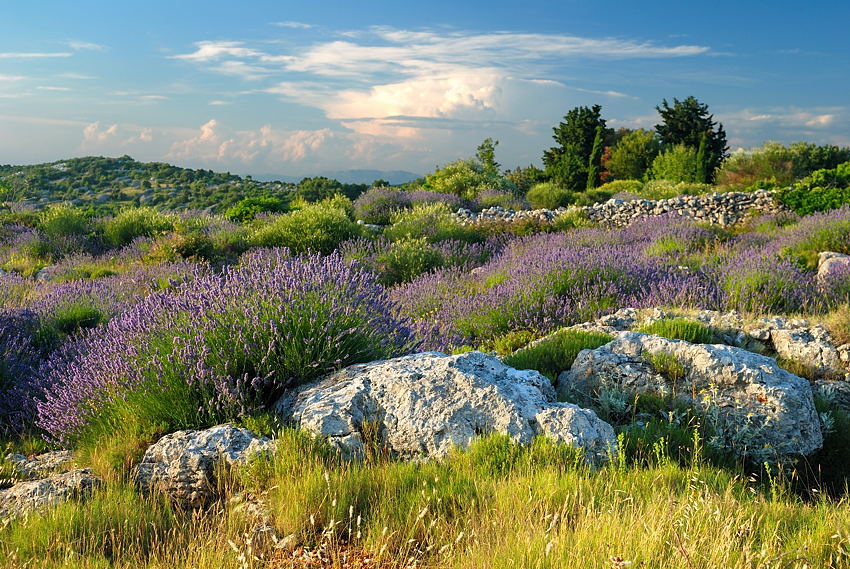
1,0 -> 848,177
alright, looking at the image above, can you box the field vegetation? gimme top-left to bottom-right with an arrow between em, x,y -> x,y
2,96 -> 850,568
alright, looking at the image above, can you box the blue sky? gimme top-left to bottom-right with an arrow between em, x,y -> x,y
1,0 -> 848,177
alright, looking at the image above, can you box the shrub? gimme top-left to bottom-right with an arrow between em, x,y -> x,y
0,310 -> 41,434
375,237 -> 444,286
353,188 -> 409,224
603,129 -> 661,181
649,144 -> 699,182
492,330 -> 536,356
102,208 -> 176,248
780,207 -> 850,269
637,318 -> 715,344
224,196 -> 288,222
424,159 -> 517,200
502,329 -> 612,382
37,250 -> 419,444
473,189 -> 529,211
639,180 -> 712,200
596,179 -> 644,196
385,203 -> 481,244
551,208 -> 594,231
38,205 -> 90,237
250,202 -> 359,254
526,182 -> 573,209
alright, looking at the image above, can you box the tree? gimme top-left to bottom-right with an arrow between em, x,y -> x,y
655,96 -> 727,182
371,179 -> 390,188
602,129 -> 661,181
649,144 -> 699,182
476,138 -> 500,173
586,126 -> 605,190
696,131 -> 709,183
543,105 -> 607,191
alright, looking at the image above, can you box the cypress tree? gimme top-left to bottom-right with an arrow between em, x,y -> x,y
586,125 -> 605,191
696,130 -> 708,183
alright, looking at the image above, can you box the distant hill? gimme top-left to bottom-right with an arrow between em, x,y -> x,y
256,169 -> 422,186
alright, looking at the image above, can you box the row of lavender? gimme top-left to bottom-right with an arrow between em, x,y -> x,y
2,205 -> 849,445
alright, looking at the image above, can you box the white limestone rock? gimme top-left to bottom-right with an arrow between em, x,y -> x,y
274,351 -> 616,466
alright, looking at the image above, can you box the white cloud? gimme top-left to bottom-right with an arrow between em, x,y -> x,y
272,21 -> 313,29
82,122 -> 119,145
209,100 -> 231,105
57,72 -> 96,80
0,74 -> 26,82
67,41 -> 107,51
37,86 -> 72,92
170,41 -> 264,62
0,52 -> 72,59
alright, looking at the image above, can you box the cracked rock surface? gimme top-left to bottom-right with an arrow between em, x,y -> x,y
275,351 -> 616,465
561,332 -> 823,459
0,468 -> 99,522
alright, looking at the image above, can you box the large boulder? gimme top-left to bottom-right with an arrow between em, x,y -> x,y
274,351 -> 616,465
562,332 -> 823,460
0,468 -> 99,522
133,424 -> 273,508
4,450 -> 74,480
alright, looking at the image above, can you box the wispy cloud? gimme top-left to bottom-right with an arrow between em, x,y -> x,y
272,21 -> 313,29
0,52 -> 72,59
67,40 -> 107,51
36,86 -> 73,91
57,72 -> 96,80
0,74 -> 26,82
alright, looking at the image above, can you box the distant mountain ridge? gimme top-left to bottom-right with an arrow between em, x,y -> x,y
256,169 -> 422,185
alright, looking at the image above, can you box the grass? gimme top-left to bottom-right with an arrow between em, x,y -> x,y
502,329 -> 613,382
2,430 -> 849,568
637,317 -> 717,344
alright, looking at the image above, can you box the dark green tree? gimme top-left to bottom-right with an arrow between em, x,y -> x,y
696,131 -> 709,183
586,126 -> 605,190
476,138 -> 500,173
602,129 -> 661,181
655,96 -> 727,183
543,105 -> 606,191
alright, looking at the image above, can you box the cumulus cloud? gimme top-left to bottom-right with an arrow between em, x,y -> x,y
82,121 -> 119,144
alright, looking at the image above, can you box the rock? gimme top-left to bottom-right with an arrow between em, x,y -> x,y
0,469 -> 100,521
133,424 -> 274,508
770,326 -> 844,374
562,332 -> 822,459
817,251 -> 850,282
274,351 -> 616,466
4,450 -> 74,480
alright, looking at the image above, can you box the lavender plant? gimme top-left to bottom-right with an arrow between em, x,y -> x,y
36,250 -> 418,444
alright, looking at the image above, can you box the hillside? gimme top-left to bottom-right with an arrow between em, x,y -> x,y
0,156 -> 296,213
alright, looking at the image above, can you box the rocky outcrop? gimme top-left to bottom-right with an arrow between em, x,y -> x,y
133,424 -> 273,508
274,351 -> 616,465
562,332 -> 823,460
0,468 -> 99,521
770,326 -> 844,375
453,190 -> 784,228
4,450 -> 74,480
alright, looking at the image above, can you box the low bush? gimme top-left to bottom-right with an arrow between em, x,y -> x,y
375,237 -> 444,286
102,207 -> 176,248
385,203 -> 481,244
502,329 -> 612,382
38,205 -> 90,237
551,208 -> 595,231
526,182 -> 572,209
473,188 -> 528,211
250,202 -> 359,254
777,162 -> 850,215
224,196 -> 287,222
595,179 -> 644,196
639,180 -> 713,200
637,317 -> 716,344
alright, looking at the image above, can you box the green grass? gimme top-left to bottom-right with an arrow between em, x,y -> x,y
637,317 -> 717,344
5,430 -> 848,568
502,329 -> 613,382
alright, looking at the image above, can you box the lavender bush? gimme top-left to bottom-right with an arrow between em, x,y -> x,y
0,309 -> 41,434
36,250 -> 418,444
354,188 -> 468,224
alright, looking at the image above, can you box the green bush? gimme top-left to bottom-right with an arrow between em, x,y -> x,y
375,237 -> 444,286
639,180 -> 712,200
224,196 -> 288,222
250,202 -> 360,254
596,179 -> 644,196
649,144 -> 699,183
502,329 -> 612,382
526,182 -> 573,209
492,330 -> 536,356
38,205 -> 89,237
782,218 -> 850,269
637,318 -> 716,344
424,159 -> 517,200
102,207 -> 176,248
551,208 -> 595,231
776,162 -> 850,215
384,203 -> 481,243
